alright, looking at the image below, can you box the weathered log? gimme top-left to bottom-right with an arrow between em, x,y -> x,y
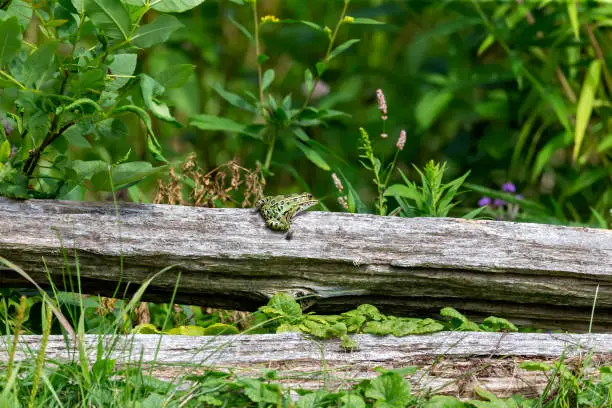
2,332 -> 611,399
1,198 -> 611,329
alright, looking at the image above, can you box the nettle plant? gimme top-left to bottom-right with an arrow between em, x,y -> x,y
0,0 -> 201,199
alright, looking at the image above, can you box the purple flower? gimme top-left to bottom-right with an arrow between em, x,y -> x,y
478,197 -> 492,206
396,129 -> 406,151
502,182 -> 516,193
493,198 -> 505,207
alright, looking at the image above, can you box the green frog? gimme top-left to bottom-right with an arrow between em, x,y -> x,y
255,193 -> 318,233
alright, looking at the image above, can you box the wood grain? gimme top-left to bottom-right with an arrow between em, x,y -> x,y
1,198 -> 611,329
2,332 -> 611,398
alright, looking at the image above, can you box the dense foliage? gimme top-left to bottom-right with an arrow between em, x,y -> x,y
0,0 -> 610,226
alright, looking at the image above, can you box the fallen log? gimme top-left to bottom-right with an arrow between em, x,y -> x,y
1,198 -> 611,330
2,332 -> 611,399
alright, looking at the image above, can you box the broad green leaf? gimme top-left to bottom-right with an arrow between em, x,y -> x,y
295,141 -> 330,171
139,74 -> 181,126
56,183 -> 86,200
262,69 -> 275,91
131,14 -> 183,48
384,184 -> 420,201
339,394 -> 366,408
327,38 -> 360,62
165,325 -> 206,335
304,69 -> 314,94
202,323 -> 239,335
573,59 -> 601,162
62,124 -> 92,148
3,0 -> 33,29
156,64 -> 195,89
423,395 -> 466,408
150,0 -> 207,13
84,0 -> 130,40
20,43 -> 56,88
365,372 -> 414,408
190,114 -> 260,138
71,0 -> 85,14
90,161 -> 167,191
71,160 -> 108,180
0,18 -> 22,66
415,90 -> 453,131
106,53 -> 137,91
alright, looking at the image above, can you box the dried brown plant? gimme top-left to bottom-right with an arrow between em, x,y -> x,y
154,153 -> 265,208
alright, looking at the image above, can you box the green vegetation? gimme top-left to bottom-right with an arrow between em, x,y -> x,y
1,0 -> 611,405
0,0 -> 610,226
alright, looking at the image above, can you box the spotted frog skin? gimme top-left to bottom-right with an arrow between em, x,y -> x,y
255,193 -> 318,232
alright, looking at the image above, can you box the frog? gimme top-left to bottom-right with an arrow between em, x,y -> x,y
255,193 -> 318,235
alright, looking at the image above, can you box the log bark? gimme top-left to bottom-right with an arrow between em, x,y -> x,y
2,332 -> 611,399
1,198 -> 611,330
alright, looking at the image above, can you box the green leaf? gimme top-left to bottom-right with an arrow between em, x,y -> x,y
384,184 -> 420,201
339,394 -> 366,408
62,124 -> 92,148
156,64 -> 195,89
139,74 -> 181,126
19,43 -> 55,89
84,0 -> 130,40
462,206 -> 486,220
327,39 -> 360,62
365,372 -> 414,408
211,83 -> 256,113
131,14 -> 183,48
295,141 -> 330,171
113,105 -> 168,162
423,395 -> 466,408
0,17 -> 22,66
262,69 -> 275,91
304,69 -> 314,94
202,323 -> 239,336
70,160 -> 108,180
89,161 -> 167,191
165,325 -> 206,335
190,114 -> 260,138
415,90 -> 453,131
0,140 -> 10,163
351,17 -> 384,25
227,12 -> 253,42
574,59 -> 601,162
567,1 -> 580,40
520,361 -> 554,372
150,0 -> 206,13
3,0 -> 33,30
106,53 -> 137,91
561,168 -> 608,200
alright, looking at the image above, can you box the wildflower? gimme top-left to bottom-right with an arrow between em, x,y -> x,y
478,197 -> 492,207
260,15 -> 279,24
343,16 -> 355,24
331,173 -> 343,192
380,133 -> 388,139
324,26 -> 332,38
338,195 -> 349,210
502,182 -> 516,193
493,198 -> 505,207
396,129 -> 406,151
376,89 -> 388,120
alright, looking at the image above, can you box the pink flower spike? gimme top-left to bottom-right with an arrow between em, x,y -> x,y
396,129 -> 406,151
376,89 -> 388,118
331,173 -> 344,192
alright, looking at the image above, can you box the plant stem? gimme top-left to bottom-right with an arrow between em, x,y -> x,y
300,0 -> 350,110
252,1 -> 264,110
263,126 -> 277,171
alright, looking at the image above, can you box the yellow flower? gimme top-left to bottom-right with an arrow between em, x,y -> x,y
260,15 -> 280,24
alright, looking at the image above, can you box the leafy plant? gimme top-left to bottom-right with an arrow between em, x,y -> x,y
0,0 -> 201,199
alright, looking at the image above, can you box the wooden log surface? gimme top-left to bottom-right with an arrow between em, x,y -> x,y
2,332 -> 612,399
1,198 -> 611,330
